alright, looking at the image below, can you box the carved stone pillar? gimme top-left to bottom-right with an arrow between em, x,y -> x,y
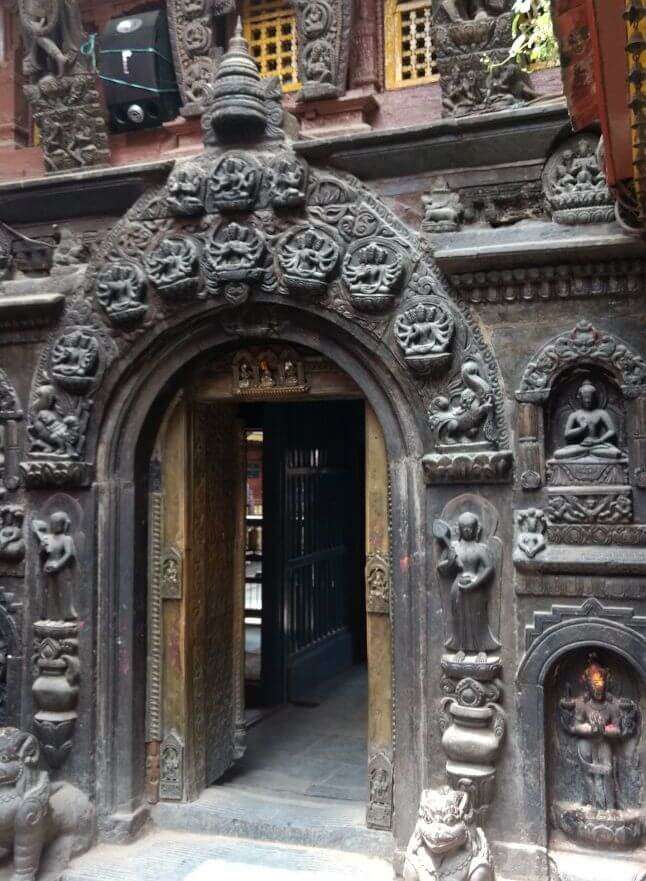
32,620 -> 80,769
517,401 -> 543,491
349,0 -> 380,90
18,0 -> 110,172
431,0 -> 537,119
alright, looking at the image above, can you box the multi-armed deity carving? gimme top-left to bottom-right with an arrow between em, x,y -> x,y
0,728 -> 94,880
277,225 -> 340,296
267,156 -> 308,209
404,787 -> 495,881
341,240 -> 405,312
205,154 -> 261,213
551,656 -> 643,849
395,302 -> 455,375
18,0 -> 109,172
434,495 -> 505,818
145,236 -> 201,300
542,134 -> 614,226
431,0 -> 536,119
49,330 -> 100,394
167,164 -> 207,216
31,510 -> 81,768
95,261 -> 148,326
203,222 -> 276,305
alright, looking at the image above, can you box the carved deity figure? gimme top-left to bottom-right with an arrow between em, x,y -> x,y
19,0 -> 88,80
50,331 -> 99,382
553,380 -> 623,461
208,156 -> 259,210
0,506 -> 25,564
422,179 -> 464,232
29,385 -> 81,458
259,359 -> 275,387
396,304 -> 454,358
554,142 -> 606,198
52,226 -> 86,271
434,512 -> 500,654
167,166 -> 205,216
437,0 -> 501,23
404,787 -> 495,881
514,508 -> 547,559
268,157 -> 307,209
559,659 -> 639,811
32,512 -> 78,621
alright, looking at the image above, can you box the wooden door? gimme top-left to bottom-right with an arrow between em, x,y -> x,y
262,401 -> 364,704
147,397 -> 246,802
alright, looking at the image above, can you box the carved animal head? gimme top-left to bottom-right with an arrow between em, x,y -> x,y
416,787 -> 473,855
0,728 -> 40,785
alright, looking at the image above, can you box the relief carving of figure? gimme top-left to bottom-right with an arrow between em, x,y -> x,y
167,165 -> 206,216
553,380 -> 624,462
95,261 -> 148,325
32,512 -> 78,621
0,507 -> 25,565
0,728 -> 93,881
206,155 -> 260,212
434,512 -> 500,654
19,0 -> 88,80
277,226 -> 339,295
145,236 -> 200,298
395,303 -> 454,375
429,361 -> 493,448
267,156 -> 308,209
421,179 -> 464,233
29,385 -> 82,458
404,787 -> 495,881
50,331 -> 99,393
559,658 -> 639,812
342,241 -> 405,311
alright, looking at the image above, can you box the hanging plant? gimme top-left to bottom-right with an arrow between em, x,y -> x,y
508,0 -> 560,69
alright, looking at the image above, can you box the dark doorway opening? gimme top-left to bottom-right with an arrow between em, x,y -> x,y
224,399 -> 368,803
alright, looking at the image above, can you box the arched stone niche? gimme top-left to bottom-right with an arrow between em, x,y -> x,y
515,321 -> 646,493
516,599 -> 646,850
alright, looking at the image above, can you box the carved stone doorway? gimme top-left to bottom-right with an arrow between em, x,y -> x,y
144,345 -> 393,830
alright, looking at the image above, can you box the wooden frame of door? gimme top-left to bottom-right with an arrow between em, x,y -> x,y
145,353 -> 393,828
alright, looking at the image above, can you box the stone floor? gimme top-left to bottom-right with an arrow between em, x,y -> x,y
64,831 -> 395,881
231,664 -> 368,802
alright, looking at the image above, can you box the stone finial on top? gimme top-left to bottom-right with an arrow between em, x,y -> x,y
202,18 -> 269,146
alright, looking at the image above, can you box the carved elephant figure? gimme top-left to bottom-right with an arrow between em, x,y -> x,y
0,727 -> 94,881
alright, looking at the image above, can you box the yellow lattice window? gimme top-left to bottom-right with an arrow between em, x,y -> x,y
242,0 -> 300,92
385,0 -> 438,90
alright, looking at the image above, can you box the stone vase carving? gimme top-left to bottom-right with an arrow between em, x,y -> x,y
32,620 -> 80,769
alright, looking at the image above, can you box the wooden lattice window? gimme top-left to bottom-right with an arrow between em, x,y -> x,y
385,0 -> 438,90
242,0 -> 299,93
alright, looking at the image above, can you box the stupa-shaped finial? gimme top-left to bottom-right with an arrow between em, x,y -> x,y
206,16 -> 267,144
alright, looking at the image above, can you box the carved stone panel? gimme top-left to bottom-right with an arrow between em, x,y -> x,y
160,730 -> 184,800
290,0 -> 354,101
161,548 -> 183,599
542,134 -> 614,226
365,553 -> 390,615
366,750 -> 393,829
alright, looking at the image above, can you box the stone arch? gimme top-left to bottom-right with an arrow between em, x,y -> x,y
516,321 -> 646,403
516,604 -> 646,848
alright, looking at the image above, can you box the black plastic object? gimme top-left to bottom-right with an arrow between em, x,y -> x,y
99,10 -> 180,131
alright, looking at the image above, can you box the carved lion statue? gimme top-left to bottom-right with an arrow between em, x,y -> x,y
0,727 -> 94,881
404,787 -> 495,881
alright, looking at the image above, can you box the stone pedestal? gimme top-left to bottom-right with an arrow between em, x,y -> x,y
24,74 -> 109,174
32,620 -> 80,769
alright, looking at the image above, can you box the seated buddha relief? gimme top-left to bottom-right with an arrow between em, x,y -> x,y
552,379 -> 625,463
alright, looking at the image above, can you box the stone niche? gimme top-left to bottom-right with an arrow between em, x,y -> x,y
514,323 -> 646,593
546,648 -> 644,851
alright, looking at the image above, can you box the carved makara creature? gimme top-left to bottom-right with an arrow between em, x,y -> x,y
429,361 -> 493,448
19,0 -> 89,80
145,236 -> 200,298
434,512 -> 500,654
553,380 -> 624,462
559,659 -> 639,812
50,331 -> 99,393
404,787 -> 495,881
0,728 -> 93,880
32,513 -> 78,621
95,261 -> 148,325
395,303 -> 454,374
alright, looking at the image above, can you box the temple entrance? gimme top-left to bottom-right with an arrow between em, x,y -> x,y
145,345 -> 392,831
